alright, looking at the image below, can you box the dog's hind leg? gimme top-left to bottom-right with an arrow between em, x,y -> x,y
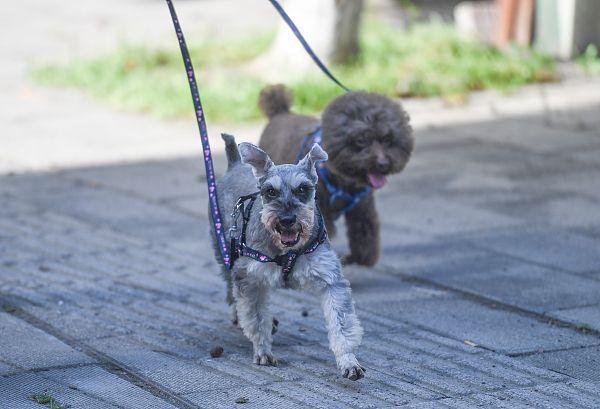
343,193 -> 380,266
320,277 -> 365,380
221,267 -> 239,325
233,275 -> 277,366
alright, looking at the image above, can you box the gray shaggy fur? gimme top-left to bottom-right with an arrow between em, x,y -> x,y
210,134 -> 365,380
259,85 -> 414,266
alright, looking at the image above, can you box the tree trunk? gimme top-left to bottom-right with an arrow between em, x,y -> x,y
252,0 -> 363,80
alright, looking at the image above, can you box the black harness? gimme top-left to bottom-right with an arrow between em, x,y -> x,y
229,192 -> 328,283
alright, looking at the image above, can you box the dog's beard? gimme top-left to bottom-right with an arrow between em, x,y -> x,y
261,205 -> 315,251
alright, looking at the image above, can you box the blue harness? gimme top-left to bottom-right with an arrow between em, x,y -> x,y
297,127 -> 371,218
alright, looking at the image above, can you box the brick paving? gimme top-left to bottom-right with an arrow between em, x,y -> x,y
2,99 -> 600,407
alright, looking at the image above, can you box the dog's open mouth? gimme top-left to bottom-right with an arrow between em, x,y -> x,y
367,173 -> 387,189
275,225 -> 301,247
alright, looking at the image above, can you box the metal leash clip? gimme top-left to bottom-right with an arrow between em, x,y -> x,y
228,196 -> 247,238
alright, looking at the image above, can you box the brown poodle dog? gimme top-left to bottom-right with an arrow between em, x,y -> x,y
258,85 -> 414,266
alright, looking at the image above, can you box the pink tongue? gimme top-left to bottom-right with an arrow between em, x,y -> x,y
368,173 -> 387,189
281,231 -> 298,242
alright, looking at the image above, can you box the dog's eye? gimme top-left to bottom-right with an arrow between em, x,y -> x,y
263,188 -> 278,198
354,135 -> 369,148
295,184 -> 310,195
382,132 -> 395,143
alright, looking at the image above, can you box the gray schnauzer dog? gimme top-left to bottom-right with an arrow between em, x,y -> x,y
211,134 -> 364,380
258,85 -> 414,266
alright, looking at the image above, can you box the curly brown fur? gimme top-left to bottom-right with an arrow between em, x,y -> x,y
258,86 -> 414,266
259,84 -> 293,118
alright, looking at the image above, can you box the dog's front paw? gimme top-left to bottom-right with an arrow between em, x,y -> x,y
342,364 -> 365,381
254,352 -> 278,366
339,354 -> 365,381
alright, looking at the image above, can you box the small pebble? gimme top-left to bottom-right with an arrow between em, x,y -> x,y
235,397 -> 249,404
210,346 -> 224,358
301,309 -> 308,317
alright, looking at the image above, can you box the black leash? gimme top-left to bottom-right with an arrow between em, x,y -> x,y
165,0 -> 232,269
267,0 -> 351,93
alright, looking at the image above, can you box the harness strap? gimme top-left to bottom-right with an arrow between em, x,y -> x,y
297,127 -> 371,218
267,0 -> 351,93
166,0 -> 231,269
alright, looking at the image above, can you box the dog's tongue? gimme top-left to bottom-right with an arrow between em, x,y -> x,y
368,173 -> 387,189
281,231 -> 298,243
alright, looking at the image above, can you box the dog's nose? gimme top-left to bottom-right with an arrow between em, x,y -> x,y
279,215 -> 296,229
375,159 -> 390,174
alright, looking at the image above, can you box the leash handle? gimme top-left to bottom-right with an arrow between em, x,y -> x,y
165,0 -> 231,269
268,0 -> 351,93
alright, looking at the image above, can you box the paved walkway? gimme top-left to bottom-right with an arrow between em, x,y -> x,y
2,1 -> 600,408
2,96 -> 600,408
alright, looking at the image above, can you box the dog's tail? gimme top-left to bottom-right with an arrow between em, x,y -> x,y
221,133 -> 241,170
259,84 -> 293,118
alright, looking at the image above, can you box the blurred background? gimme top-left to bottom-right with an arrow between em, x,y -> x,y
2,0 -> 599,172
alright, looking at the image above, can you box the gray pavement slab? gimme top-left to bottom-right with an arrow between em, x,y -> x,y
376,194 -> 521,235
388,246 -> 600,313
548,305 -> 600,332
0,365 -> 178,409
487,195 -> 600,229
0,312 -> 95,371
361,297 -> 600,355
460,226 -> 600,274
520,346 -> 600,383
463,118 -> 600,154
64,159 -> 207,202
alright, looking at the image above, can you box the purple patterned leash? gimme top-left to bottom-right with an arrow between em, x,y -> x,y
165,0 -> 231,269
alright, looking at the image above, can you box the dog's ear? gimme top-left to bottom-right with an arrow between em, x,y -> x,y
299,143 -> 328,173
239,143 -> 274,178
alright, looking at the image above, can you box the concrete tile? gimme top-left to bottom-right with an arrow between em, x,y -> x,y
520,346 -> 600,383
488,195 -> 600,228
185,385 -> 305,409
64,159 -> 206,201
404,251 -> 600,313
0,312 -> 95,370
89,337 -> 256,394
0,370 -> 121,409
410,380 -> 600,409
44,365 -> 179,409
548,305 -> 600,331
464,119 -> 600,154
376,194 -> 520,235
361,298 -> 599,355
20,184 -> 207,246
532,169 -> 600,201
378,238 -> 494,274
462,226 -> 600,273
0,360 -> 18,376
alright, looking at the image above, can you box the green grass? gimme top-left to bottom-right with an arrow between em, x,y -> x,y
32,20 -> 555,123
30,391 -> 70,409
577,44 -> 600,76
